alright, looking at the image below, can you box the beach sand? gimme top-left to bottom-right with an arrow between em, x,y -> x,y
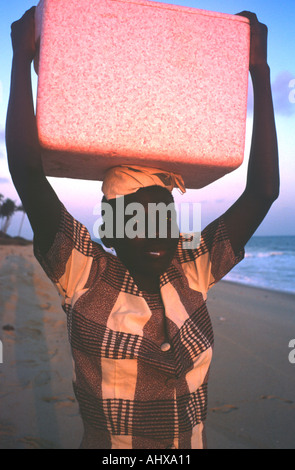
0,244 -> 294,449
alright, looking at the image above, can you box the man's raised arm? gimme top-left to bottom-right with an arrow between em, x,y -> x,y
222,12 -> 279,253
6,7 -> 61,254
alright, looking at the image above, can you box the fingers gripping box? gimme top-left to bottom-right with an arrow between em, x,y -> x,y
34,0 -> 250,188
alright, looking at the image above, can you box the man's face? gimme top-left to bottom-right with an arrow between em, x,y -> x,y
110,186 -> 180,277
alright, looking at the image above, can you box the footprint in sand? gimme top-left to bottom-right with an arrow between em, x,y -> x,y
211,404 -> 239,414
18,327 -> 43,340
0,422 -> 16,438
260,395 -> 294,404
39,302 -> 52,310
42,396 -> 76,408
18,436 -> 60,449
2,324 -> 15,331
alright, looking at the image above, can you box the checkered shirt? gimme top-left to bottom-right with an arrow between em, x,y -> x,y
34,203 -> 244,449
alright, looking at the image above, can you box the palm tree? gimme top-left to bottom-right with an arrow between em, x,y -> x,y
16,204 -> 26,237
0,194 -> 5,233
0,198 -> 17,234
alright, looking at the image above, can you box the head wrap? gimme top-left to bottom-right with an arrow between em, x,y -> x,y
102,165 -> 186,200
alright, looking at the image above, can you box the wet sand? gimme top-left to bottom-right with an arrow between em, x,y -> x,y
206,280 -> 295,449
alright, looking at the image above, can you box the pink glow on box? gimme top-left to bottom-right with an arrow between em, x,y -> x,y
34,0 -> 250,189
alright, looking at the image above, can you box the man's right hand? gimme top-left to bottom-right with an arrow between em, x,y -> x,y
11,7 -> 36,62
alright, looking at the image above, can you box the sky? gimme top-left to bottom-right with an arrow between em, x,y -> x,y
0,0 -> 295,239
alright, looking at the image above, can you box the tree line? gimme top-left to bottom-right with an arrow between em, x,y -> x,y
0,194 -> 26,237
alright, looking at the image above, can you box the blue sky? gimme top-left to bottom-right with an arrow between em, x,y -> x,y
0,0 -> 295,238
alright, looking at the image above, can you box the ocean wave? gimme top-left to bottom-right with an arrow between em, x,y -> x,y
223,274 -> 295,294
226,236 -> 295,294
245,251 -> 284,258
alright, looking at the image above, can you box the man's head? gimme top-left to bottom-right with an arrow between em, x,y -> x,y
99,165 -> 185,280
99,185 -> 180,277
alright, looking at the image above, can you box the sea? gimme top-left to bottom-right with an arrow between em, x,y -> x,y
224,236 -> 295,295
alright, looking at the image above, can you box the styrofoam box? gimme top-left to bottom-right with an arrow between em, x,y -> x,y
34,0 -> 249,189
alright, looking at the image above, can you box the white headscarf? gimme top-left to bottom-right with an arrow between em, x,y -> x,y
102,165 -> 186,200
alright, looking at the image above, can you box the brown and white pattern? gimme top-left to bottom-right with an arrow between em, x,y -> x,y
34,203 -> 244,449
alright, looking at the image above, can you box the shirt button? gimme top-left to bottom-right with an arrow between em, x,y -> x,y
161,342 -> 171,352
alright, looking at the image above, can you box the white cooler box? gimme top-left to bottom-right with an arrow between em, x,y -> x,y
34,0 -> 250,188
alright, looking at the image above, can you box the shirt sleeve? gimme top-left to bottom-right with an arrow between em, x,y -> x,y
177,215 -> 245,297
33,202 -> 102,309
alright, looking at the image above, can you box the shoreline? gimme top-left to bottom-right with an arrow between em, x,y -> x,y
222,277 -> 295,299
1,245 -> 295,449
